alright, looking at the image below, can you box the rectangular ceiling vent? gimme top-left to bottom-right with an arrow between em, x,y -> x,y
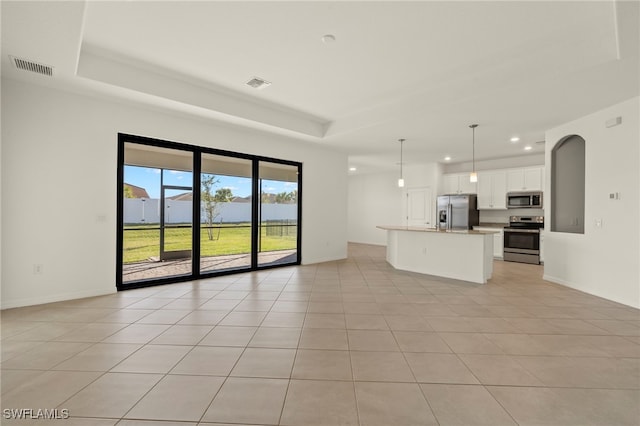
10,56 -> 54,77
246,77 -> 271,90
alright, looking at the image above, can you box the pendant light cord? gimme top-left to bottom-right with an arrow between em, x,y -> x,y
399,138 -> 405,180
396,138 -> 407,188
469,124 -> 478,173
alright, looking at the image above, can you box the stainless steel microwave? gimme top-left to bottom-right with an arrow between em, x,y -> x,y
507,191 -> 543,209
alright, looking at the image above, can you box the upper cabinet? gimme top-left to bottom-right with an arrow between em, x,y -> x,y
442,173 -> 477,195
442,166 -> 543,202
477,170 -> 507,209
506,167 -> 544,192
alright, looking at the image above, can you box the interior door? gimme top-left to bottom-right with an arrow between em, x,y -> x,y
407,187 -> 433,227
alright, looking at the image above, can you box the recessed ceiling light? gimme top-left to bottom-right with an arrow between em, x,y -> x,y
321,34 -> 336,44
510,137 -> 520,142
349,167 -> 357,171
444,156 -> 452,161
524,146 -> 533,151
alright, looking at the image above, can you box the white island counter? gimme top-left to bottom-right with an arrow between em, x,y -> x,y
377,226 -> 497,284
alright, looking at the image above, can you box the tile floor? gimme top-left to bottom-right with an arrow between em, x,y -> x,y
1,243 -> 639,426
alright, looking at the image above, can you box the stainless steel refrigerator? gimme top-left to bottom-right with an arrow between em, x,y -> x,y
437,194 -> 480,230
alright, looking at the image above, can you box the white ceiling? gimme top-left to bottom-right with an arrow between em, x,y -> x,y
2,1 -> 639,174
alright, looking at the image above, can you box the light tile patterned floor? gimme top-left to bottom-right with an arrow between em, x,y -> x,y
1,243 -> 639,425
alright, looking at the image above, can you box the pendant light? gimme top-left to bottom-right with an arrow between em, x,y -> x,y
469,124 -> 478,183
397,138 -> 405,187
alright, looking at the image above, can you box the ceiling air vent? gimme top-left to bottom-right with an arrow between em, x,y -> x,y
245,77 -> 271,90
10,56 -> 54,77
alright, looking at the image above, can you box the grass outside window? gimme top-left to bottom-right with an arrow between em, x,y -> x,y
123,223 -> 297,264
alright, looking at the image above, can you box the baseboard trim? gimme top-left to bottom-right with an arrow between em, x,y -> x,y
1,288 -> 117,310
301,254 -> 347,265
543,274 -> 639,309
542,274 -> 573,287
347,240 -> 387,247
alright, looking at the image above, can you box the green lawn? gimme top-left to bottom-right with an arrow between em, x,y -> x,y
123,223 -> 297,264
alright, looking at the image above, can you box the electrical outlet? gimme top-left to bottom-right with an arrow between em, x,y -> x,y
33,264 -> 43,275
595,219 -> 603,228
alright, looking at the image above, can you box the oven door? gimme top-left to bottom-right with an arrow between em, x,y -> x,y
503,229 -> 540,252
503,228 -> 540,264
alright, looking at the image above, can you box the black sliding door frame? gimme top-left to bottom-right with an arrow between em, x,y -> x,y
116,133 -> 302,291
251,160 -> 260,269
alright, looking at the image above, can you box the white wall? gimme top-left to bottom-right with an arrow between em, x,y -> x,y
1,78 -> 347,309
0,76 -> 3,306
347,163 -> 441,245
348,171 -> 402,245
544,96 -> 639,309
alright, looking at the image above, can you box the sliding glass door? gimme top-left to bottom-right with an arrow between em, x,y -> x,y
200,153 -> 253,273
121,143 -> 193,284
117,134 -> 301,289
258,161 -> 299,267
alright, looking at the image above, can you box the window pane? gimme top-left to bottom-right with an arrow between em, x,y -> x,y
258,161 -> 299,267
200,153 -> 253,273
122,143 -> 193,283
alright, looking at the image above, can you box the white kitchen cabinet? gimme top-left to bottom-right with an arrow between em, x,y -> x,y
477,170 -> 507,209
442,173 -> 477,195
474,227 -> 504,258
506,167 -> 544,192
495,230 -> 504,258
459,175 -> 478,194
442,174 -> 459,194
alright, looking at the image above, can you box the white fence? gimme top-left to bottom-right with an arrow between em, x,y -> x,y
124,198 -> 297,224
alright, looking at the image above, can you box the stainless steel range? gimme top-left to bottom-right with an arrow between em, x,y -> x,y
503,216 -> 544,265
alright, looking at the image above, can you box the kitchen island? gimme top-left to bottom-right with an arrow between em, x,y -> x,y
377,226 -> 497,284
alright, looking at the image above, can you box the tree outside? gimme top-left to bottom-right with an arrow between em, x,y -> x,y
263,189 -> 298,204
214,187 -> 233,202
124,185 -> 135,198
202,175 -> 219,240
201,175 -> 236,241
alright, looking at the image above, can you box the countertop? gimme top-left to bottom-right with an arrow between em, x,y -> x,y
377,225 -> 498,235
476,222 -> 508,228
476,223 -> 546,231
